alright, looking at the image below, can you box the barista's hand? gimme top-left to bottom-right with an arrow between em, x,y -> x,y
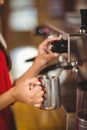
32,37 -> 61,71
38,37 -> 61,55
12,77 -> 44,107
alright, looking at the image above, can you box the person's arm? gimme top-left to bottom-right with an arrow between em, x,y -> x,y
0,87 -> 15,110
15,37 -> 60,85
0,77 -> 44,110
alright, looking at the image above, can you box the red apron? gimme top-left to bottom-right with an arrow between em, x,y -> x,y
0,49 -> 16,130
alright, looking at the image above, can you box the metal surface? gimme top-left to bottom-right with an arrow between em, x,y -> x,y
38,75 -> 61,110
66,111 -> 76,130
58,106 -> 77,130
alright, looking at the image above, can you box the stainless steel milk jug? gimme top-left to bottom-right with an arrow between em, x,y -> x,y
38,75 -> 61,110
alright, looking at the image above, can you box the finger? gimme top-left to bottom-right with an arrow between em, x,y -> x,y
34,103 -> 41,108
35,97 -> 44,104
25,77 -> 41,87
50,53 -> 59,57
32,85 -> 42,93
28,77 -> 38,84
44,53 -> 58,61
43,37 -> 61,45
36,91 -> 44,98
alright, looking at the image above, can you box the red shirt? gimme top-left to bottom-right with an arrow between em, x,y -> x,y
0,49 -> 16,130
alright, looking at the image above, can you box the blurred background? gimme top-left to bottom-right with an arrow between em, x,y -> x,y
0,0 -> 87,130
0,0 -> 87,79
0,0 -> 87,78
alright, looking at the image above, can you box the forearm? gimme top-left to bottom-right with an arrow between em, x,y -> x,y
14,62 -> 40,85
0,88 -> 15,110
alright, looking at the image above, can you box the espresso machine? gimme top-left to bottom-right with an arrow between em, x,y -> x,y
26,9 -> 87,130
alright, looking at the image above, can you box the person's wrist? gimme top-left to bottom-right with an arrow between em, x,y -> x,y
10,87 -> 17,103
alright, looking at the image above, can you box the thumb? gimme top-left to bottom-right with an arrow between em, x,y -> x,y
25,77 -> 41,86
